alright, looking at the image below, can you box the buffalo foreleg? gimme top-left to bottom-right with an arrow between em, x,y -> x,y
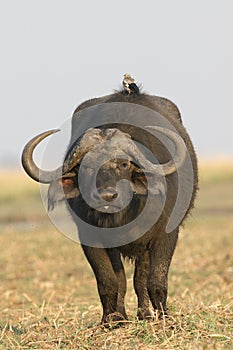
107,248 -> 127,319
134,251 -> 153,320
81,245 -> 126,324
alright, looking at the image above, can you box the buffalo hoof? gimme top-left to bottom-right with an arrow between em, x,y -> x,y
154,309 -> 168,320
102,312 -> 127,328
137,308 -> 154,321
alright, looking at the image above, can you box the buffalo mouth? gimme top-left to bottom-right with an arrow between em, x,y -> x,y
93,204 -> 123,213
86,196 -> 144,228
91,210 -> 126,228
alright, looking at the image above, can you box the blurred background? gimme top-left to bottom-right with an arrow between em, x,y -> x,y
0,0 -> 233,169
0,2 -> 232,347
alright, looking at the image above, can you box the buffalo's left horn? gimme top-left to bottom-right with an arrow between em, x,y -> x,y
21,129 -> 64,183
145,126 -> 187,175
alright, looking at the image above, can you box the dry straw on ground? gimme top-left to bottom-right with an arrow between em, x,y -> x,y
0,161 -> 232,349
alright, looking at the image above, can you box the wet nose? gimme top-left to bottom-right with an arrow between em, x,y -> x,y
99,187 -> 118,202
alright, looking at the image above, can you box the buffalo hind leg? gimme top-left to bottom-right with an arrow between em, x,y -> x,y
147,229 -> 178,318
134,251 -> 153,320
81,245 -> 126,324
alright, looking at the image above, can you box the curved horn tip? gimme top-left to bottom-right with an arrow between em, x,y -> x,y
46,128 -> 61,135
21,128 -> 62,183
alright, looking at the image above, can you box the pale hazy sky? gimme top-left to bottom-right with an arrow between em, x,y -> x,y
0,0 -> 233,168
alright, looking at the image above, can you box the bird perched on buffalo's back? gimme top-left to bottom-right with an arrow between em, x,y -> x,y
122,73 -> 140,95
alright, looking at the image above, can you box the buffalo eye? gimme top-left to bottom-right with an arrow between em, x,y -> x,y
120,161 -> 129,169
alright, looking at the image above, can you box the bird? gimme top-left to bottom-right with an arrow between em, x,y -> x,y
122,73 -> 140,95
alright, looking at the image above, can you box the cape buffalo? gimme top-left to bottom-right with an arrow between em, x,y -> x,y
22,84 -> 198,324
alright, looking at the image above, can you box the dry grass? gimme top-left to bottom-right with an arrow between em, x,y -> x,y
0,161 -> 232,349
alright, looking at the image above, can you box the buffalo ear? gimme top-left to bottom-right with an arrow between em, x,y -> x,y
132,169 -> 151,195
48,178 -> 79,211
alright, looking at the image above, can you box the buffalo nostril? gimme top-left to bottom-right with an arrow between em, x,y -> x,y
92,190 -> 100,200
112,192 -> 118,199
100,188 -> 118,202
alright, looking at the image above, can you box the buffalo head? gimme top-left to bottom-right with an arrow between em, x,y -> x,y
22,126 -> 186,228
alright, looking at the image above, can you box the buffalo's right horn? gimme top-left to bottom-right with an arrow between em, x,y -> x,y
21,129 -> 64,183
144,126 -> 187,175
